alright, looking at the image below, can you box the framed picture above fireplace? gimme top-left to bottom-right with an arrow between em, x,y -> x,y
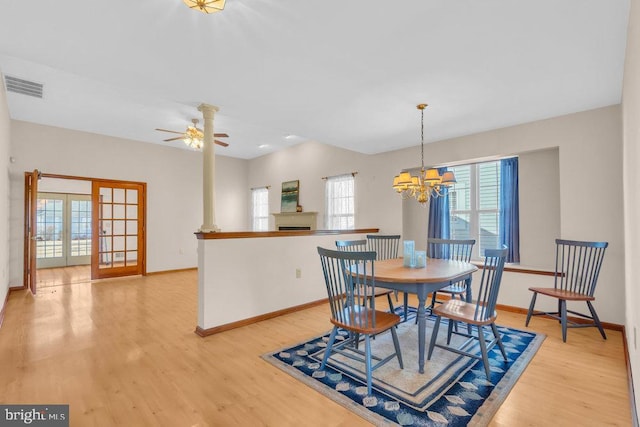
281,180 -> 299,212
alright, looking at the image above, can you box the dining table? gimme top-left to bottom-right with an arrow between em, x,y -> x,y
368,258 -> 478,373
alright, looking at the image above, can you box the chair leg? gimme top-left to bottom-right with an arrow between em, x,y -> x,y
446,317 -> 454,345
403,293 -> 409,322
477,325 -> 491,378
321,326 -> 339,369
364,335 -> 373,396
390,325 -> 404,369
491,323 -> 508,361
525,292 -> 537,326
430,291 -> 438,310
560,299 -> 568,342
586,301 -> 607,340
427,316 -> 442,360
386,293 -> 396,314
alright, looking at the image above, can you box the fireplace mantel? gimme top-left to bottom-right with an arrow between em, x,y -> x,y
272,212 -> 318,231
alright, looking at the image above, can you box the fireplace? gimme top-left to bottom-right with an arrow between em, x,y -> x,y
272,212 -> 318,231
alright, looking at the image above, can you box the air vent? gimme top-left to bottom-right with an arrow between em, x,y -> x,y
5,75 -> 43,98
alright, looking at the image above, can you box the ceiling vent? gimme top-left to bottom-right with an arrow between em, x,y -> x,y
4,75 -> 43,98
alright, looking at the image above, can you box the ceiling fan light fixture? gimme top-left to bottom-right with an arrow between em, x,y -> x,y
183,0 -> 226,14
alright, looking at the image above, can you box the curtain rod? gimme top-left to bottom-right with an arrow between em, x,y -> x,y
321,171 -> 358,180
250,185 -> 271,190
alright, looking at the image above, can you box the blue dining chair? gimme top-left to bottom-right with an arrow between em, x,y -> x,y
426,238 -> 476,310
336,239 -> 396,314
427,247 -> 508,378
317,246 -> 403,396
366,234 -> 409,319
525,239 -> 608,342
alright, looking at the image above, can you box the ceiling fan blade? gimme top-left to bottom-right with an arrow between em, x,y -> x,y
214,133 -> 229,138
155,128 -> 184,134
164,137 -> 184,142
214,140 -> 229,147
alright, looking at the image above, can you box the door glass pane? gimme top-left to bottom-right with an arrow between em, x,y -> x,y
126,189 -> 138,204
126,236 -> 138,251
36,198 -> 64,259
125,251 -> 137,266
114,188 -> 125,204
113,220 -> 125,235
100,187 -> 112,203
101,204 -> 112,220
113,204 -> 125,219
71,200 -> 92,257
113,236 -> 125,251
126,205 -> 138,219
126,220 -> 138,235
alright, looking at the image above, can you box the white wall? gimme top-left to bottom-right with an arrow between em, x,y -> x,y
622,0 -> 640,418
0,75 -> 10,306
249,105 -> 624,324
198,232 -> 367,329
8,121 -> 248,283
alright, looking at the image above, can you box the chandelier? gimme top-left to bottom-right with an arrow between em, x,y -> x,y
183,121 -> 204,149
392,104 -> 456,204
183,0 -> 226,14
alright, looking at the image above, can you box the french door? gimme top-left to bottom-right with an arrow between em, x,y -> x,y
91,180 -> 146,279
36,193 -> 91,269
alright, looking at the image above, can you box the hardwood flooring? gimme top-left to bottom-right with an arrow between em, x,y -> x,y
36,265 -> 91,288
0,270 -> 632,426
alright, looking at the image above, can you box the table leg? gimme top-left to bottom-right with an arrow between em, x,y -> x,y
416,288 -> 429,374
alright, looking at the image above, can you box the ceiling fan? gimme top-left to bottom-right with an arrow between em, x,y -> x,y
155,119 -> 229,149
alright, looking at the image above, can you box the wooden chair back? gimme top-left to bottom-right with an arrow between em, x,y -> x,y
554,239 -> 608,297
427,238 -> 475,262
472,247 -> 508,322
317,247 -> 378,331
366,234 -> 400,260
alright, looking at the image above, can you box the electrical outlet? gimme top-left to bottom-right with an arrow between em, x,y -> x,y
296,268 -> 302,279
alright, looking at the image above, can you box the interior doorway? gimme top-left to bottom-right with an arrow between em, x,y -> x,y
24,172 -> 147,292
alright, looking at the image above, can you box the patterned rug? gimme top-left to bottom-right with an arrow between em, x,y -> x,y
262,311 -> 544,426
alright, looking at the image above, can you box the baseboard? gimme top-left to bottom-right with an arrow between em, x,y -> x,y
195,298 -> 329,337
0,288 -> 11,329
147,267 -> 197,276
496,303 -> 624,332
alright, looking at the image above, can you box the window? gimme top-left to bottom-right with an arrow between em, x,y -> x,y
448,161 -> 501,259
325,174 -> 355,229
251,187 -> 269,231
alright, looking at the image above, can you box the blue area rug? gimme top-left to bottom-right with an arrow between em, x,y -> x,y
262,311 -> 544,426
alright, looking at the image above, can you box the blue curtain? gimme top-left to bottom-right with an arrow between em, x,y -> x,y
428,167 -> 450,258
499,157 -> 520,263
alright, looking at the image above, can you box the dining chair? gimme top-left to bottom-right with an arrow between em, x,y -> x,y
426,238 -> 476,310
525,239 -> 608,342
366,234 -> 408,319
336,239 -> 396,313
317,246 -> 404,396
427,247 -> 508,378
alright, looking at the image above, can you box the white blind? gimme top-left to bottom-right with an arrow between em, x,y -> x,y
251,187 -> 269,231
448,160 -> 501,258
324,174 -> 355,230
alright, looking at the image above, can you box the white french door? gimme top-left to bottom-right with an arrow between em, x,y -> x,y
36,193 -> 92,269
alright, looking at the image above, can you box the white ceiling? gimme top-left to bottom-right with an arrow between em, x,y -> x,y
0,0 -> 631,159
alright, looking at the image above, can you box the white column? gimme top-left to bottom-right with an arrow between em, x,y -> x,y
198,103 -> 221,232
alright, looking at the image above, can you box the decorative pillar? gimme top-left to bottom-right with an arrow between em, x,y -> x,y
198,103 -> 221,232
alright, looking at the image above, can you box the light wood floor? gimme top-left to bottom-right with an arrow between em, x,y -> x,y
0,270 -> 632,426
36,265 -> 91,288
